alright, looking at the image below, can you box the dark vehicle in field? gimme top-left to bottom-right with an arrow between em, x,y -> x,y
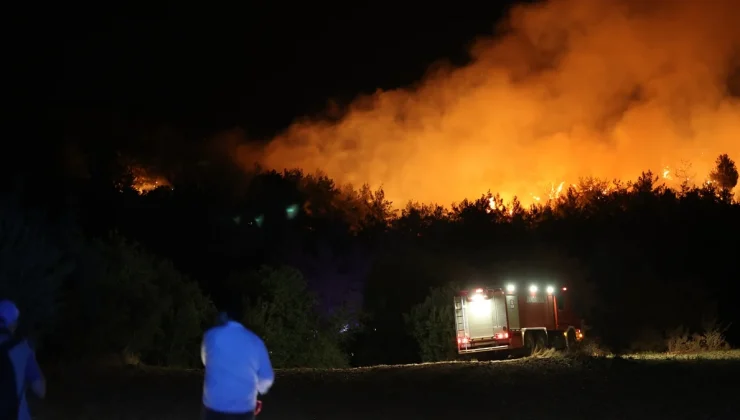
454,284 -> 584,354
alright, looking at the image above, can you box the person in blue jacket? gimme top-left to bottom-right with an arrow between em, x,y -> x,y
0,300 -> 46,420
201,302 -> 275,420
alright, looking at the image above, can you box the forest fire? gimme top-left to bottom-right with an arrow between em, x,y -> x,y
229,0 -> 740,207
130,167 -> 171,193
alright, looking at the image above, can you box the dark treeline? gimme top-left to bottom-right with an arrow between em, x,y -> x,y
0,150 -> 738,368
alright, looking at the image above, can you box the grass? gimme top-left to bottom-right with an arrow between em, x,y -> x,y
34,350 -> 740,419
628,349 -> 740,361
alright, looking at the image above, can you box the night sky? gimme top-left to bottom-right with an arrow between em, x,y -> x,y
10,2 -> 519,143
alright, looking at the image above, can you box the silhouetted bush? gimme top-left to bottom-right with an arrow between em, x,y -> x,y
0,196 -> 74,344
405,282 -> 463,362
666,321 -> 731,354
76,232 -> 215,367
242,265 -> 349,368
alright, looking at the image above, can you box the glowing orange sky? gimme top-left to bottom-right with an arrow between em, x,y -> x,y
231,0 -> 740,206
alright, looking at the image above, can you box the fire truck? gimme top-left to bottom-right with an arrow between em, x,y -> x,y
454,283 -> 584,355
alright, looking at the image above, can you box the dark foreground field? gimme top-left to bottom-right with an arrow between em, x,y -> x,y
35,351 -> 740,420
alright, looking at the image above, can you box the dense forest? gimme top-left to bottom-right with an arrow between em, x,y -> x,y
1,148 -> 738,368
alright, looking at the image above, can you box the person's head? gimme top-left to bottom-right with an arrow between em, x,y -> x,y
216,311 -> 230,325
218,293 -> 244,324
0,299 -> 20,333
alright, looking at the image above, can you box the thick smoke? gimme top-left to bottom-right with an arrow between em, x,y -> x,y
235,0 -> 740,206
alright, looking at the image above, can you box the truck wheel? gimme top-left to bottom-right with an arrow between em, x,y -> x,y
534,332 -> 547,352
524,332 -> 536,356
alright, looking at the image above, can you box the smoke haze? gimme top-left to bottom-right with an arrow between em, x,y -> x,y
233,0 -> 740,206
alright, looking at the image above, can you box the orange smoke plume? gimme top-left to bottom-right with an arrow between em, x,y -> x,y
235,0 -> 740,206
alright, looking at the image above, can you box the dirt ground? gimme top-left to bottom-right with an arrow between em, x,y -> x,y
33,351 -> 740,420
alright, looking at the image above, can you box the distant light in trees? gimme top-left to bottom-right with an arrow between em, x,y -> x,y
286,204 -> 299,219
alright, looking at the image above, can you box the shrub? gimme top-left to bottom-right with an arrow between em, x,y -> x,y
78,232 -> 215,367
575,338 -> 611,358
404,282 -> 462,363
665,326 -> 697,353
702,327 -> 730,351
242,265 -> 349,368
665,321 -> 730,354
0,198 -> 74,344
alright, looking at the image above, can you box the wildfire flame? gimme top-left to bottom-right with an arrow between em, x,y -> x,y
130,167 -> 171,194
550,182 -> 565,200
228,0 -> 740,207
663,167 -> 672,180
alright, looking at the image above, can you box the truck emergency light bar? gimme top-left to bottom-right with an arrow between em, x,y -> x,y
463,284 -> 565,294
459,284 -> 568,297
